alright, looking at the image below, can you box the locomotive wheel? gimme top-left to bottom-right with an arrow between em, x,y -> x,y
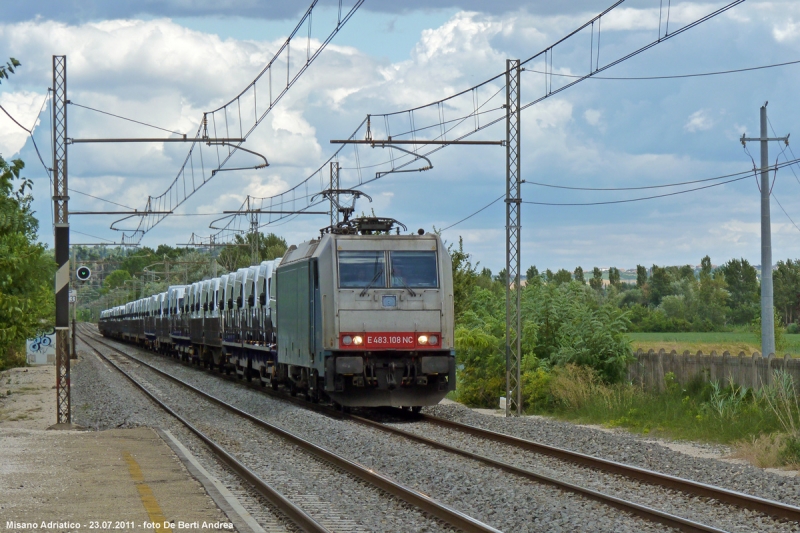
411,406 -> 422,414
245,368 -> 253,382
270,380 -> 278,391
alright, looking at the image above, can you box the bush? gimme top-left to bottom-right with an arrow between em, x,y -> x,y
522,282 -> 633,383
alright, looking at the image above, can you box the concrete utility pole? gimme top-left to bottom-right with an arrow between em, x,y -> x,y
741,103 -> 790,357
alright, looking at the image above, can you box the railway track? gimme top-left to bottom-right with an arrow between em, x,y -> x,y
366,411 -> 800,523
77,328 -> 500,533
81,326 -> 800,532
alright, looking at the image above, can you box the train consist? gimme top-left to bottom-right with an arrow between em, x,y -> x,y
99,216 -> 456,408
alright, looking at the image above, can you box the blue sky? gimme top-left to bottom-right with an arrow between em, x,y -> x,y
2,0 -> 800,274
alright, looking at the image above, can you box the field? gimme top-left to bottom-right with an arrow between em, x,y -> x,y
626,331 -> 800,356
628,331 -> 800,357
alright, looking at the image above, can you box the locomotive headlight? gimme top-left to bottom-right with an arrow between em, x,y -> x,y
353,335 -> 364,346
418,335 -> 429,345
342,335 -> 353,346
428,335 -> 438,345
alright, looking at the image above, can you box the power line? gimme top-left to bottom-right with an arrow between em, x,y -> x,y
69,101 -> 184,136
522,174 -> 749,206
441,194 -> 505,231
768,117 -> 800,187
525,158 -> 800,192
524,58 -> 800,81
440,165 -> 765,232
772,193 -> 800,234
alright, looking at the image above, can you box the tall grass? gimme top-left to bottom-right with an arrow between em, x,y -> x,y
539,364 -> 800,466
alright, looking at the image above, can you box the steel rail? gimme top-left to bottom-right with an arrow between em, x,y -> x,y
348,414 -> 726,533
416,413 -> 800,523
77,332 -> 329,533
78,329 -> 502,533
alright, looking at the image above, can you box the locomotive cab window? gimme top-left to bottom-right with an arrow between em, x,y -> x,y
390,251 -> 438,288
338,251 -> 386,289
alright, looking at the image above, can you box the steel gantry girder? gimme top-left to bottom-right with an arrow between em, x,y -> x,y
330,161 -> 340,229
505,59 -> 522,417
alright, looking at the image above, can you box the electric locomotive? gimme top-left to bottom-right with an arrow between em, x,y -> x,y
272,216 -> 455,407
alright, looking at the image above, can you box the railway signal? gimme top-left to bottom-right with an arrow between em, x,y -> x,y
76,266 -> 91,281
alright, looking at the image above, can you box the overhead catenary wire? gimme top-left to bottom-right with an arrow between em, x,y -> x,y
169,0 -> 744,247
523,58 -> 800,81
69,102 -> 185,136
71,229 -> 116,242
325,0 -> 746,197
0,92 -> 53,178
71,188 -> 135,210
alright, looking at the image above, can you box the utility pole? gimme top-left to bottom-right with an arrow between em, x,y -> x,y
505,59 -> 522,416
741,103 -> 790,357
52,55 -> 70,424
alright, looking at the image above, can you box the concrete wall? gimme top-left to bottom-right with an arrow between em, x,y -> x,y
627,349 -> 799,392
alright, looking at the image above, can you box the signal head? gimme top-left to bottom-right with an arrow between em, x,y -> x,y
76,266 -> 91,281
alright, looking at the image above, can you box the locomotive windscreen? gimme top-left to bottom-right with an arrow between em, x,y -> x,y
338,251 -> 386,288
390,251 -> 438,288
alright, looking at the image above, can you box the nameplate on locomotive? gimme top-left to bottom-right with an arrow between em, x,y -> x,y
365,333 -> 416,349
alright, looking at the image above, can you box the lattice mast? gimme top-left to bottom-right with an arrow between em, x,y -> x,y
505,60 -> 522,417
52,55 -> 70,423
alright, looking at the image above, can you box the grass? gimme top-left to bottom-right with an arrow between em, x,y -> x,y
532,365 -> 800,467
627,331 -> 800,356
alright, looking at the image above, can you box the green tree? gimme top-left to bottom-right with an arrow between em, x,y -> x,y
218,232 -> 288,271
649,265 -> 671,306
573,266 -> 585,284
102,269 -> 132,292
496,268 -> 508,286
679,264 -> 695,280
589,267 -> 603,291
717,258 -> 759,324
693,258 -> 729,329
526,265 -> 539,281
0,57 -> 20,84
774,259 -> 800,325
553,269 -> 572,285
0,155 -> 55,368
700,255 -> 712,277
636,264 -> 647,287
608,267 -> 621,288
449,237 -> 478,319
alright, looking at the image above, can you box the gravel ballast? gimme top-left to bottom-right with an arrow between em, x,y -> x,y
83,330 -> 800,532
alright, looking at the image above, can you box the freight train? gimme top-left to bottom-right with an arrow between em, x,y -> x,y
99,216 -> 456,409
